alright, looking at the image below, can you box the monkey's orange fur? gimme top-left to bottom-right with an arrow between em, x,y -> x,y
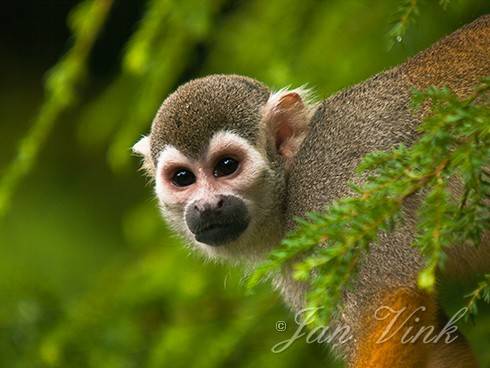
352,288 -> 436,367
352,289 -> 478,368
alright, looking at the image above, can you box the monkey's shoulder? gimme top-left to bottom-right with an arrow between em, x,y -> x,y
286,69 -> 418,218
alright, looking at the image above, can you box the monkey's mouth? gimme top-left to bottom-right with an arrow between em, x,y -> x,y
193,220 -> 249,246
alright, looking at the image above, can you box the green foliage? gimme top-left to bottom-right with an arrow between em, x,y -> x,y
0,0 -> 113,219
108,0 -> 225,171
388,0 -> 453,48
466,274 -> 490,321
388,0 -> 421,47
250,80 -> 490,326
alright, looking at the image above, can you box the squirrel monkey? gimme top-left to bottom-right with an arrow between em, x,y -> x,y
133,16 -> 490,368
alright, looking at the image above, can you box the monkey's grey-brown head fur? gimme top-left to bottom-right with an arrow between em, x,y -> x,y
150,75 -> 270,163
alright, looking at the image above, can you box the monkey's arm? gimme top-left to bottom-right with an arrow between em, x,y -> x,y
352,287 -> 436,367
351,289 -> 478,368
329,214 -> 479,368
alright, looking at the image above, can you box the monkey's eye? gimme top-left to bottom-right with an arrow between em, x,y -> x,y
213,157 -> 239,177
171,168 -> 196,187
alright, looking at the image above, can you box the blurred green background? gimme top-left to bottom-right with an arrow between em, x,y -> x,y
0,1 -> 489,367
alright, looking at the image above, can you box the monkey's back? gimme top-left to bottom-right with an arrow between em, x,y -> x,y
284,16 -> 490,343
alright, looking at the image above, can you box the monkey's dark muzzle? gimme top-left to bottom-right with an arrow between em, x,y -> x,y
185,195 -> 250,246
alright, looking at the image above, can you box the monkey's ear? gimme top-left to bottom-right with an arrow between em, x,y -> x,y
132,136 -> 150,156
262,89 -> 313,161
132,135 -> 155,177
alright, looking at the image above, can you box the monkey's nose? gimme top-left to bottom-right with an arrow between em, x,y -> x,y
185,195 -> 249,246
193,196 -> 224,214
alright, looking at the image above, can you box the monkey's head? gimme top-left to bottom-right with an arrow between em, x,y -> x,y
133,75 -> 316,262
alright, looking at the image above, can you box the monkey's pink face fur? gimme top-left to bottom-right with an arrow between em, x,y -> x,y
155,131 -> 267,207
151,131 -> 279,259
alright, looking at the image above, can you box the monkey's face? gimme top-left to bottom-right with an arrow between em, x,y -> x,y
133,75 -> 315,261
154,131 -> 277,256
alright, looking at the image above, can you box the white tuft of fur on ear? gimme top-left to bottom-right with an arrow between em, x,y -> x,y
132,135 -> 155,177
266,86 -> 316,112
132,136 -> 151,157
262,86 -> 317,161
